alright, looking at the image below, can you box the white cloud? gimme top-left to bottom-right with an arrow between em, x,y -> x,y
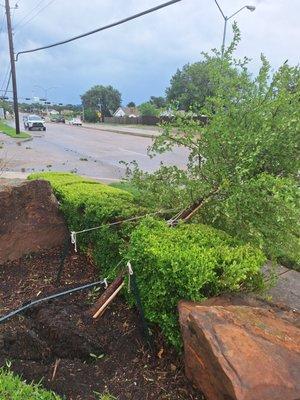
0,0 -> 299,105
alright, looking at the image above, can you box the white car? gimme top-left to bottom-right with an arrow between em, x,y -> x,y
24,115 -> 46,131
68,118 -> 82,126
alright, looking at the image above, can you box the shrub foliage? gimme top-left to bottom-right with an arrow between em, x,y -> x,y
124,25 -> 300,268
126,218 -> 266,347
29,173 -> 266,348
28,172 -> 142,277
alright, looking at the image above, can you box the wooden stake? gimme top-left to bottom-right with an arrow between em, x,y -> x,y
93,281 -> 125,319
51,358 -> 61,381
88,274 -> 124,317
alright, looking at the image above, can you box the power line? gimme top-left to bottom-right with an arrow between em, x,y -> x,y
0,9 -> 6,33
13,0 -> 47,30
15,0 -> 56,32
0,64 -> 11,90
2,69 -> 12,99
16,0 -> 182,60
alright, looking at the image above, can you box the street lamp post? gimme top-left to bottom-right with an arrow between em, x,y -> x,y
214,0 -> 256,56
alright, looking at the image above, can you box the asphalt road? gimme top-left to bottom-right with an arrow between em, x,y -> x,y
0,121 -> 188,182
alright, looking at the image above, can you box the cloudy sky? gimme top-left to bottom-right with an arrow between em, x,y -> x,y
0,0 -> 299,106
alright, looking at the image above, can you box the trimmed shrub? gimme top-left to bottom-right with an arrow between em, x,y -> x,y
0,368 -> 61,399
28,172 -> 143,277
126,218 -> 266,348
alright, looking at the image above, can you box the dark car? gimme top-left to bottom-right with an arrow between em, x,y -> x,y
50,115 -> 65,123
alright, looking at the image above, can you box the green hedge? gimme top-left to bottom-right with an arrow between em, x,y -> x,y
126,218 -> 266,348
28,173 -> 266,349
0,369 -> 61,399
28,172 -> 143,277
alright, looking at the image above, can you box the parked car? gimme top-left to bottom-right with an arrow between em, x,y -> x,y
68,118 -> 82,126
24,115 -> 46,131
50,116 -> 65,123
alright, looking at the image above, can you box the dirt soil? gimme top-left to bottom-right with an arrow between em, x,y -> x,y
0,247 -> 204,400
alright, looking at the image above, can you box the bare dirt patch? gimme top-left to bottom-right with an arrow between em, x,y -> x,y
0,247 -> 204,400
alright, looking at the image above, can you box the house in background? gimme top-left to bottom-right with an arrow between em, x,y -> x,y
113,106 -> 140,118
49,109 -> 60,116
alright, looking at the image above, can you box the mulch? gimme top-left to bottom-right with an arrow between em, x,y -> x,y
0,247 -> 204,400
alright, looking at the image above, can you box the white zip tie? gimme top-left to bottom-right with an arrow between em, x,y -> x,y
103,278 -> 108,289
70,231 -> 77,252
127,261 -> 133,292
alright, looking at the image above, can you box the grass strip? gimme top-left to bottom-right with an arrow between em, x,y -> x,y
0,120 -> 31,139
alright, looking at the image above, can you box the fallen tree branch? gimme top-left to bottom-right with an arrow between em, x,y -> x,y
169,186 -> 220,225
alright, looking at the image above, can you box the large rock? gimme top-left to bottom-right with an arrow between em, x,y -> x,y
179,300 -> 300,400
0,178 -> 68,264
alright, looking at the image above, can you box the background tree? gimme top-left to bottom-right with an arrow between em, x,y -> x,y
125,25 -> 300,268
83,108 -> 99,123
127,101 -> 136,107
81,85 -> 121,117
138,102 -> 159,117
0,100 -> 13,116
149,96 -> 166,108
166,57 -> 237,111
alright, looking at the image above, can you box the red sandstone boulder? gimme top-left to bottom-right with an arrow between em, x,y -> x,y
179,301 -> 300,400
0,178 -> 68,264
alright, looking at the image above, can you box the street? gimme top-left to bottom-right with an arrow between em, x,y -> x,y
0,121 -> 188,182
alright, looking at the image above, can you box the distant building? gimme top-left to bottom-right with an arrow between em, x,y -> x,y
49,109 -> 59,115
113,106 -> 140,118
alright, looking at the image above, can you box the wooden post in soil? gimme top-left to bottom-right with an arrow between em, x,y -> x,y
87,274 -> 125,319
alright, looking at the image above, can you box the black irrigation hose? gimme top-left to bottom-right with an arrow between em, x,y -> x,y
0,279 -> 107,325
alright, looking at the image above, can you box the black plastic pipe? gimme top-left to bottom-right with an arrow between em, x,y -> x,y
0,279 -> 107,324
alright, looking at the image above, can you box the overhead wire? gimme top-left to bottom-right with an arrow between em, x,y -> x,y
14,0 -> 56,32
0,8 -> 8,87
3,70 -> 12,98
13,0 -> 48,30
16,0 -> 182,60
0,64 -> 11,91
0,9 -> 6,34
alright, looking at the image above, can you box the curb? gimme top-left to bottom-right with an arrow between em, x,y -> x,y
0,131 -> 33,144
81,124 -> 157,139
17,137 -> 33,144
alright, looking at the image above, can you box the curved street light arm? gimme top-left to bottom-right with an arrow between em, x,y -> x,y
227,5 -> 248,20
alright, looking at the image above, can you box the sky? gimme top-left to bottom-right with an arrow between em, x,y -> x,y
0,0 -> 299,107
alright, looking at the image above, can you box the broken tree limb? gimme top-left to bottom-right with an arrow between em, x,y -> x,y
169,187 -> 220,225
93,281 -> 125,319
87,274 -> 125,318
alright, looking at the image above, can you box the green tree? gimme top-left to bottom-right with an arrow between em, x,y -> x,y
138,102 -> 159,117
125,25 -> 300,267
84,108 -> 99,123
127,101 -> 136,107
81,85 -> 121,117
166,57 -> 237,111
149,96 -> 166,108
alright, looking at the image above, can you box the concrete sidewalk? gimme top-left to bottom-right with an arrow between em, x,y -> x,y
265,265 -> 300,311
82,123 -> 160,138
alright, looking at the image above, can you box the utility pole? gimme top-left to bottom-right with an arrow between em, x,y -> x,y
5,0 -> 20,134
